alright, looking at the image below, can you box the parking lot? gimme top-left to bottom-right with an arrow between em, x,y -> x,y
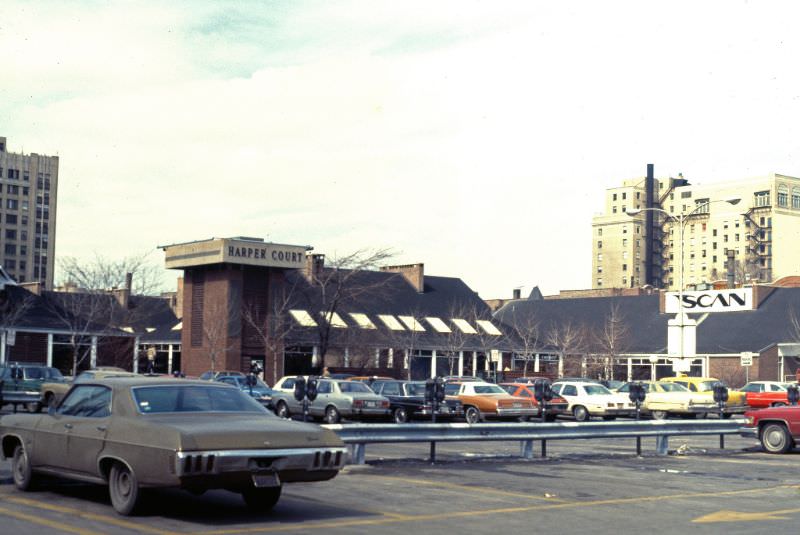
1,431 -> 799,534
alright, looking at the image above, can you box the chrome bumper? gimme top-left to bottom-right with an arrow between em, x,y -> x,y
739,426 -> 758,439
496,407 -> 538,417
175,447 -> 348,477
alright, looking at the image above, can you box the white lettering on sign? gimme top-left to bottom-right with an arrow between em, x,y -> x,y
665,288 -> 753,314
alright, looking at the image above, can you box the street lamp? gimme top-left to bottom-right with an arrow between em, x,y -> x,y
627,197 -> 741,368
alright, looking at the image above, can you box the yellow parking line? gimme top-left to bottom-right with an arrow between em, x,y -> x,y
2,495 -> 180,535
197,483 -> 800,534
0,505 -> 104,535
353,474 -> 567,502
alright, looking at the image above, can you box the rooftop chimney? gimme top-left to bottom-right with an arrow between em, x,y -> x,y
305,253 -> 326,280
112,272 -> 133,308
513,288 -> 521,299
381,263 -> 424,293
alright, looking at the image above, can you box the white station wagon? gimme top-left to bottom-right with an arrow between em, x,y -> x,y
551,381 -> 636,421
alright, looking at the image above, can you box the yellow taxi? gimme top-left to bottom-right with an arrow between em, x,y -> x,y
660,376 -> 747,416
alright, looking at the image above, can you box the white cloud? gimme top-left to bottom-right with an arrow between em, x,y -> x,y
3,0 -> 800,297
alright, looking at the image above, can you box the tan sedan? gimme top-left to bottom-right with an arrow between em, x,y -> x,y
1,377 -> 346,515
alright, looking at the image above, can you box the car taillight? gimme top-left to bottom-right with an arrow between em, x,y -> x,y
381,400 -> 389,408
353,400 -> 364,408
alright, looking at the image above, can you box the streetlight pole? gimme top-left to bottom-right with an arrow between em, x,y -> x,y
628,198 -> 740,369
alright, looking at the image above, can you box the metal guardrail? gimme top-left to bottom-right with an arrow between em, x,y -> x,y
323,419 -> 748,464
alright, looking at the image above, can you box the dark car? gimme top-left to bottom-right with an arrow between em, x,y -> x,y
216,375 -> 274,409
370,380 -> 464,423
0,363 -> 67,412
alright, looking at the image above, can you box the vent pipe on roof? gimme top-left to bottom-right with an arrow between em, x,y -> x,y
512,288 -> 521,300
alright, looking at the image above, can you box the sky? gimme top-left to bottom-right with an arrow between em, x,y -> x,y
2,0 -> 800,298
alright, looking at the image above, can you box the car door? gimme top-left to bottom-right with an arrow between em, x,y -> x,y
55,385 -> 111,476
310,380 -> 333,417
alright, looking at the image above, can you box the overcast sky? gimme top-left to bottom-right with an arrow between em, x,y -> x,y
3,1 -> 800,298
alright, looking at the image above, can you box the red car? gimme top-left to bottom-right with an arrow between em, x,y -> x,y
740,381 -> 790,409
498,382 -> 569,421
741,405 -> 800,453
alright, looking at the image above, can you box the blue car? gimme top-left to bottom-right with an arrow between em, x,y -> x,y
216,375 -> 274,409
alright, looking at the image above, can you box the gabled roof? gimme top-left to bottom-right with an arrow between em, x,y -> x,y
494,287 -> 800,355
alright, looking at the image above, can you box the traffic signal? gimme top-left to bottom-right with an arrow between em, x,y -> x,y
293,376 -> 307,402
306,377 -> 318,401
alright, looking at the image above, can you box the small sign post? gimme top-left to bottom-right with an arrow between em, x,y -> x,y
740,352 -> 754,383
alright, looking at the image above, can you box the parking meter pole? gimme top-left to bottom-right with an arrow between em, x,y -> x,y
541,439 -> 547,458
430,397 -> 437,463
635,403 -> 642,456
303,398 -> 309,423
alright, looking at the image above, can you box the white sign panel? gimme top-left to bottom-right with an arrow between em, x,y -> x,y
740,352 -> 754,367
665,288 -> 753,314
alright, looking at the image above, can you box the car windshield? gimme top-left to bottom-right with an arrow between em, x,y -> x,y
473,385 -> 506,395
132,385 -> 269,414
583,384 -> 613,395
658,382 -> 689,392
338,382 -> 373,393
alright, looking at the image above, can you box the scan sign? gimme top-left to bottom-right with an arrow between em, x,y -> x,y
665,288 -> 753,314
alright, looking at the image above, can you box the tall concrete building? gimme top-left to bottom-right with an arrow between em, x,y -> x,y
592,167 -> 800,290
0,136 -> 58,288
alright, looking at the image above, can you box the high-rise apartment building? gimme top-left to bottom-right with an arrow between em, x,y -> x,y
592,168 -> 800,290
0,136 -> 58,289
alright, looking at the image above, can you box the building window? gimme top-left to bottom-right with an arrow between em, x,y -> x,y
598,228 -> 602,236
755,191 -> 770,207
622,227 -> 627,234
622,251 -> 628,259
793,187 -> 800,209
695,198 -> 709,213
4,244 -> 16,255
6,199 -> 18,210
612,206 -> 617,213
597,241 -> 602,249
681,191 -> 692,198
612,193 -> 617,201
5,214 -> 16,225
636,192 -> 640,199
622,264 -> 627,271
5,229 -> 16,240
597,278 -> 603,287
622,239 -> 627,247
778,184 -> 789,207
597,253 -> 603,262
621,206 -> 627,212
597,266 -> 603,273
622,277 -> 627,286
636,226 -> 640,234
735,234 -> 740,241
724,235 -> 728,242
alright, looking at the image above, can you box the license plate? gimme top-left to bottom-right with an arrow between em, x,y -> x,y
365,401 -> 377,408
252,472 -> 281,488
513,403 -> 522,408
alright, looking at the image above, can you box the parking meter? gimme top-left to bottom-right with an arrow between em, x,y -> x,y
424,378 -> 436,404
712,382 -> 728,418
628,382 -> 646,420
534,379 -> 553,421
434,377 -> 446,403
787,384 -> 799,406
293,376 -> 307,401
306,377 -> 318,402
245,373 -> 257,395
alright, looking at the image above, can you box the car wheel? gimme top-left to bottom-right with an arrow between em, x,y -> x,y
573,405 -> 589,422
242,486 -> 282,512
651,410 -> 668,420
12,444 -> 36,491
721,412 -> 733,419
275,401 -> 290,419
761,423 -> 794,454
393,407 -> 409,424
43,393 -> 55,408
324,406 -> 340,424
772,402 -> 787,407
108,462 -> 141,515
464,406 -> 482,424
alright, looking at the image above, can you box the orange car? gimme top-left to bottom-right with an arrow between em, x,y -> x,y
443,381 -> 537,423
498,382 -> 569,422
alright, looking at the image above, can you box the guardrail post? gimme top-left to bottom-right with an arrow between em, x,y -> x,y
521,440 -> 533,459
655,435 -> 669,455
352,443 -> 366,465
541,439 -> 547,458
719,433 -> 725,450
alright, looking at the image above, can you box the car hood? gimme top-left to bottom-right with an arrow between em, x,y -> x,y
142,413 -> 343,451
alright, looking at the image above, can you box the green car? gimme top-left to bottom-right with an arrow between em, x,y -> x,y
0,363 -> 67,412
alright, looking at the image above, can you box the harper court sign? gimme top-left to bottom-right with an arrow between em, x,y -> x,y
664,288 -> 753,314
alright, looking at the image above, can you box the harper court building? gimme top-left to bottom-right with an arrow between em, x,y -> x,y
158,236 -> 800,387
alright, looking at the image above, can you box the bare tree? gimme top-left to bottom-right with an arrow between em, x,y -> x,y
203,296 -> 239,375
240,279 -> 300,385
545,319 -> 588,378
58,251 -> 166,295
503,304 -> 540,375
590,303 -> 631,380
0,287 -> 36,363
46,290 -> 114,376
710,258 -> 761,286
300,248 -> 395,371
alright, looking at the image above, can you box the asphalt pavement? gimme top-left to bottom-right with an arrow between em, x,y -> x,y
1,430 -> 799,534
